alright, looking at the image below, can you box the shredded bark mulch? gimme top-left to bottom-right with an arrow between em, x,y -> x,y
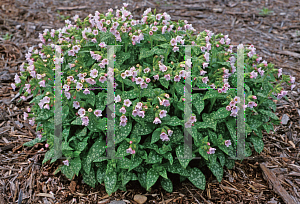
1,0 -> 300,203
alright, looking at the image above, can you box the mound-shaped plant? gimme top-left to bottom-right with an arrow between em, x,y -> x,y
14,4 -> 296,195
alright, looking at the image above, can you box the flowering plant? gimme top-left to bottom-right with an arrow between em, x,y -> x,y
16,4 -> 295,195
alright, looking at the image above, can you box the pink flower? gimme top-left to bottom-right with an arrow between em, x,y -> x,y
231,106 -> 240,113
132,109 -> 139,117
149,31 -> 153,35
90,69 -> 98,78
94,110 -> 102,117
162,99 -> 170,107
174,75 -> 181,82
73,101 -> 80,109
250,71 -> 258,79
160,132 -> 170,141
164,74 -> 171,81
76,82 -> 83,90
146,78 -> 151,83
39,80 -> 46,87
24,112 -> 28,121
185,121 -> 192,128
138,111 -> 145,118
135,102 -> 143,110
200,70 -> 207,76
168,129 -> 173,136
170,38 -> 177,46
120,115 -> 127,122
99,76 -> 107,83
140,82 -> 148,89
204,52 -> 210,62
233,96 -> 240,103
207,147 -> 216,154
252,95 -> 257,99
126,147 -> 133,154
226,106 -> 231,111
159,110 -> 167,118
152,26 -> 158,32
45,144 -> 49,148
115,95 -> 121,103
11,83 -> 16,91
135,77 -> 144,84
229,101 -> 236,107
120,121 -> 127,127
218,89 -> 222,93
153,117 -> 162,124
63,160 -> 69,166
44,104 -> 50,110
81,116 -> 89,126
278,68 -> 282,78
78,108 -> 86,117
162,26 -> 167,34
248,101 -> 256,108
124,99 -> 132,107
225,140 -> 231,147
14,74 -> 21,84
203,62 -> 209,69
202,77 -> 209,84
83,88 -> 90,95
173,46 -> 179,52
119,107 -> 126,114
190,115 -> 197,123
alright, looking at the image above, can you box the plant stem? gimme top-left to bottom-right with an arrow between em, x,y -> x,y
256,81 -> 283,109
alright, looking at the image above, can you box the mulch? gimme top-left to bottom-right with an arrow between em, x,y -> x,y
0,0 -> 300,203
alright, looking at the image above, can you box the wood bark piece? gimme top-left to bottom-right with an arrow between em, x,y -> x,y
260,163 -> 298,204
275,50 -> 300,59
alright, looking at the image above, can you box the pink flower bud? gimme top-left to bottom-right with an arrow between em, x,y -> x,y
45,144 -> 49,148
207,142 -> 210,146
130,141 -> 132,144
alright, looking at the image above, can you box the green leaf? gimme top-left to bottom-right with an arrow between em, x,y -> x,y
249,135 -> 264,153
225,117 -> 237,141
160,77 -> 169,89
129,154 -> 143,172
203,90 -> 226,100
163,152 -> 173,165
137,172 -> 147,189
104,171 -> 117,196
151,128 -> 162,144
82,167 -> 96,188
165,116 -> 182,126
132,122 -> 155,135
146,168 -> 159,190
71,117 -> 82,125
115,122 -> 132,144
188,167 -> 206,190
175,82 -> 185,96
202,113 -> 217,131
166,160 -> 190,176
161,178 -> 173,193
247,117 -> 263,132
62,105 -> 69,121
216,151 -> 226,167
176,145 -> 192,169
192,94 -> 204,115
23,136 -> 46,147
116,143 -> 130,157
208,161 -> 223,183
96,164 -> 106,184
263,123 -> 273,134
116,51 -> 131,65
69,157 -> 81,176
152,34 -> 166,41
42,148 -> 55,164
139,48 -> 153,60
121,171 -> 132,186
212,107 -> 230,120
84,139 -> 106,174
225,158 -> 235,169
198,147 -> 209,160
122,89 -> 139,99
258,109 -> 279,120
145,150 -> 163,164
208,130 -> 218,145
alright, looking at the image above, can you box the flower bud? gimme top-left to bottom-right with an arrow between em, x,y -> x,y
156,106 -> 159,109
43,59 -> 47,62
46,92 -> 50,95
88,108 -> 92,112
47,54 -> 50,58
81,79 -> 85,83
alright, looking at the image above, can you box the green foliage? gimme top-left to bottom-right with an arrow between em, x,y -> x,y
19,5 -> 291,196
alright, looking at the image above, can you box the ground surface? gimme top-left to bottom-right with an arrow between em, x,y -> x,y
0,0 -> 300,203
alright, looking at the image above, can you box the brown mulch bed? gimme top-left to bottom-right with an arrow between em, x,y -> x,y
0,0 -> 300,203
